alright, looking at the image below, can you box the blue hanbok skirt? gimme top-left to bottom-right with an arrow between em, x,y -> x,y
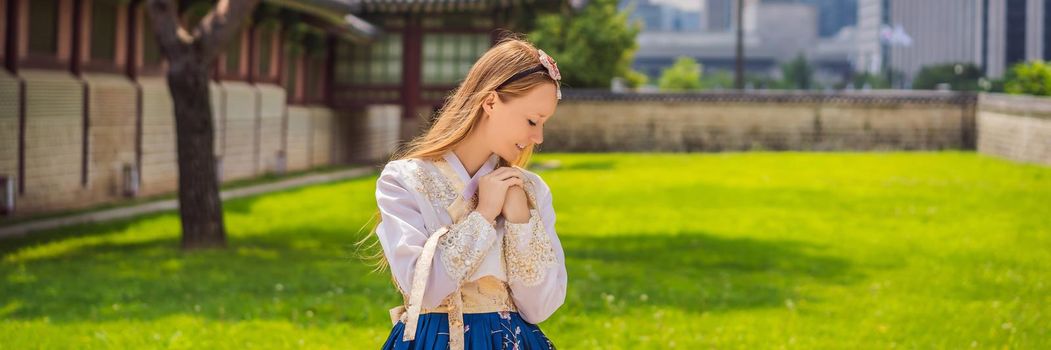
382,311 -> 556,350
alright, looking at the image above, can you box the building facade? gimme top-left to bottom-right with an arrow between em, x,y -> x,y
632,0 -> 854,85
0,0 -> 576,216
855,0 -> 1050,84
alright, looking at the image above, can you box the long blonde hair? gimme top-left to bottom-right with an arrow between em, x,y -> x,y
357,36 -> 560,271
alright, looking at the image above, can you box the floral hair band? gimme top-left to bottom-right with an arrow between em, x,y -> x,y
495,49 -> 562,100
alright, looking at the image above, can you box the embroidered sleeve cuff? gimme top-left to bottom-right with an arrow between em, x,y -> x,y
437,210 -> 499,283
503,209 -> 557,286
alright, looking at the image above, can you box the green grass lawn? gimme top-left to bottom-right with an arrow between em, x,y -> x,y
1,152 -> 1049,349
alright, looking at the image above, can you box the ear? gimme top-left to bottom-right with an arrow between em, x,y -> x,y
481,92 -> 497,117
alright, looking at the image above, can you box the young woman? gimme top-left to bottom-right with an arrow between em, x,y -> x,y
372,38 -> 567,350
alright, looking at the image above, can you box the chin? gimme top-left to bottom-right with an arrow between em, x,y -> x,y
497,152 -> 516,163
497,148 -> 520,163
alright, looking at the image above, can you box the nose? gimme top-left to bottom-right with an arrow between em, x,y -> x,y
530,129 -> 543,145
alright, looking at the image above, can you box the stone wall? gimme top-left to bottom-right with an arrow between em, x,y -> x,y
977,93 -> 1051,166
310,107 -> 334,167
4,87 -> 1047,218
0,71 -> 19,198
138,77 -> 178,197
544,90 -> 977,153
1,74 -> 353,217
18,70 -> 84,212
342,104 -> 401,164
256,84 -> 285,174
83,74 -> 137,204
285,106 -> 313,172
217,81 -> 259,181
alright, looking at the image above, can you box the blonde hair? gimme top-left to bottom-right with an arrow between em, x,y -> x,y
357,36 -> 559,272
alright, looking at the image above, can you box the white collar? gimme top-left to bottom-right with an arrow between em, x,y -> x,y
441,151 -> 501,199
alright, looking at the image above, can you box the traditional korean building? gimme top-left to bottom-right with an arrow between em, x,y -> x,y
0,0 -> 581,216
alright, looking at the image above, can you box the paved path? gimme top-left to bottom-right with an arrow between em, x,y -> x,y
0,167 -> 375,239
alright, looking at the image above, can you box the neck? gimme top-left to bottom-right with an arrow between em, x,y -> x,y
451,135 -> 492,178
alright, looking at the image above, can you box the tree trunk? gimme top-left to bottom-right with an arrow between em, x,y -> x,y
169,59 -> 227,250
145,0 -> 259,250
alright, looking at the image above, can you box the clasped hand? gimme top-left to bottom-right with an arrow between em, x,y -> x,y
475,167 -> 531,224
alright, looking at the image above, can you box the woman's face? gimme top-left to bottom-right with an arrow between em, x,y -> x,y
479,82 -> 558,162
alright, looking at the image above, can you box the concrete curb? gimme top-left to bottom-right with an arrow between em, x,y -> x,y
0,167 -> 375,239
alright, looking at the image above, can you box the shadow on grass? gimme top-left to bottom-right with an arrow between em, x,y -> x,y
1,225 -> 859,328
0,212 -> 173,256
0,225 -> 399,326
560,232 -> 860,315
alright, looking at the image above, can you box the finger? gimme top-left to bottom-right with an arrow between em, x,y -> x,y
487,168 -> 520,180
500,177 -> 524,187
493,172 -> 522,181
487,167 -> 516,178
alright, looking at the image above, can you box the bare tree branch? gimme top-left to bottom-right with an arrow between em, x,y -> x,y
195,0 -> 261,62
145,0 -> 193,58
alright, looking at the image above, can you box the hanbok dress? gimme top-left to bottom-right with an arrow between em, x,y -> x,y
375,151 -> 567,350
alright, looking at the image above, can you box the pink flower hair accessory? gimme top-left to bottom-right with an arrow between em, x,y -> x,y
538,49 -> 562,99
495,49 -> 564,100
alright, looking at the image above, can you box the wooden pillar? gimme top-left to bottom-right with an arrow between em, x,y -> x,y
127,0 -> 142,191
324,34 -> 335,105
275,23 -> 284,85
247,21 -> 258,83
276,22 -> 287,171
10,0 -> 22,193
72,0 -> 89,187
71,0 -> 84,75
401,15 -> 422,130
3,0 -> 16,72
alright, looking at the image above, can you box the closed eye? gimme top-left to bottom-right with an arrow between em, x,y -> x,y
528,119 -> 537,126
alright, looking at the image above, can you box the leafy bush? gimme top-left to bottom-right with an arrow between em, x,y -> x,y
658,56 -> 702,91
1004,61 -> 1051,96
912,63 -> 982,91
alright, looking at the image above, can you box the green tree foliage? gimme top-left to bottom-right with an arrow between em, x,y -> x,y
912,63 -> 983,91
529,0 -> 642,88
848,72 -> 890,89
1004,61 -> 1051,96
781,53 -> 814,90
623,69 -> 649,88
701,70 -> 735,90
658,56 -> 703,91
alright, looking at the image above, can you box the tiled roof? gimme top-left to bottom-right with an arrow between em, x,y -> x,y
264,0 -> 379,40
345,0 -> 587,13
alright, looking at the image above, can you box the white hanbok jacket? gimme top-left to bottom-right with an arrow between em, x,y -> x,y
375,151 -> 568,332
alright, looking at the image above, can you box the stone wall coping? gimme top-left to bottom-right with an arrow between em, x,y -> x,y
562,89 -> 977,106
978,93 -> 1051,120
